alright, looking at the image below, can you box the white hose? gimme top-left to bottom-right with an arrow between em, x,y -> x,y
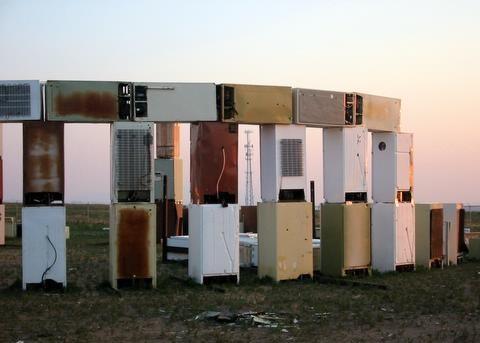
216,147 -> 226,200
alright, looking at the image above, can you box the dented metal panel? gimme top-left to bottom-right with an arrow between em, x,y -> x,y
258,202 -> 313,281
45,80 -> 129,122
359,93 -> 401,132
23,121 -> 64,205
217,84 -> 292,124
109,203 -> 156,289
156,123 -> 180,158
190,122 -> 238,204
0,80 -> 42,121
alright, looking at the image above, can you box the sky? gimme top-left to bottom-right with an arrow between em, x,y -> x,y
1,0 -> 480,205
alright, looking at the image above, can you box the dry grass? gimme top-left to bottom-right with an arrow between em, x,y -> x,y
0,208 -> 479,342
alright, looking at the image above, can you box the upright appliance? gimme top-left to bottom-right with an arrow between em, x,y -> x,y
260,124 -> 307,202
190,122 -> 238,204
110,122 -> 154,203
372,132 -> 413,203
109,203 -> 156,289
22,206 -> 66,290
321,203 -> 371,276
323,126 -> 368,203
156,123 -> 180,159
188,204 -> 240,284
415,204 -> 443,268
257,202 -> 313,281
371,202 -> 415,272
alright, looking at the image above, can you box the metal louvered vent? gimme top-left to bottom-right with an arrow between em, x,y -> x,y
0,83 -> 31,117
280,139 -> 303,177
115,129 -> 152,191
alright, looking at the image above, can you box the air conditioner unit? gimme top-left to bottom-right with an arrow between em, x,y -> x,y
217,84 -> 292,124
260,124 -> 306,202
111,122 -> 154,203
190,122 -> 238,204
156,123 -> 180,159
372,132 -> 413,203
188,204 -> 240,284
321,203 -> 371,276
415,204 -> 443,268
293,88 -> 362,127
371,202 -> 415,272
23,122 -> 64,206
0,80 -> 42,121
45,80 -> 134,122
323,126 -> 368,203
257,202 -> 313,281
22,206 -> 67,290
110,203 -> 156,289
0,205 -> 4,245
154,158 -> 183,202
132,83 -> 217,122
359,93 -> 400,132
443,203 -> 467,266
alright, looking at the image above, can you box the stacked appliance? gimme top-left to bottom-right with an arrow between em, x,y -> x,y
258,124 -> 313,281
371,132 -> 416,272
321,126 -> 371,276
155,123 -> 184,244
22,120 -> 67,290
1,80 -> 44,246
415,204 -> 444,268
189,122 -> 240,284
110,122 -> 156,289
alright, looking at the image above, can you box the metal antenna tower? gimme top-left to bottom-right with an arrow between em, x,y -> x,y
244,130 -> 254,205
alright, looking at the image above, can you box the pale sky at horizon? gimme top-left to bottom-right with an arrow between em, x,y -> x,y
1,0 -> 480,204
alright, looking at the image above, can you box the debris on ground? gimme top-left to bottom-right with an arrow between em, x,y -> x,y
194,310 -> 296,329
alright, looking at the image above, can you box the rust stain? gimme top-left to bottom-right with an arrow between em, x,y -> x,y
190,122 -> 238,204
117,207 -> 150,278
55,91 -> 118,119
23,122 -> 64,194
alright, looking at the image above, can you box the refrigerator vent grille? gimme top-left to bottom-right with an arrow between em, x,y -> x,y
0,83 -> 31,117
280,139 -> 303,177
115,129 -> 152,191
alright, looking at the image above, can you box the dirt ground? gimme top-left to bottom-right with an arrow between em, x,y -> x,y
1,223 -> 479,342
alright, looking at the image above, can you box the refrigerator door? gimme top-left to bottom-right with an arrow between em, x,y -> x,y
395,203 -> 415,265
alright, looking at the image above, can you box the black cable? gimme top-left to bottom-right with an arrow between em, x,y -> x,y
41,235 -> 58,287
